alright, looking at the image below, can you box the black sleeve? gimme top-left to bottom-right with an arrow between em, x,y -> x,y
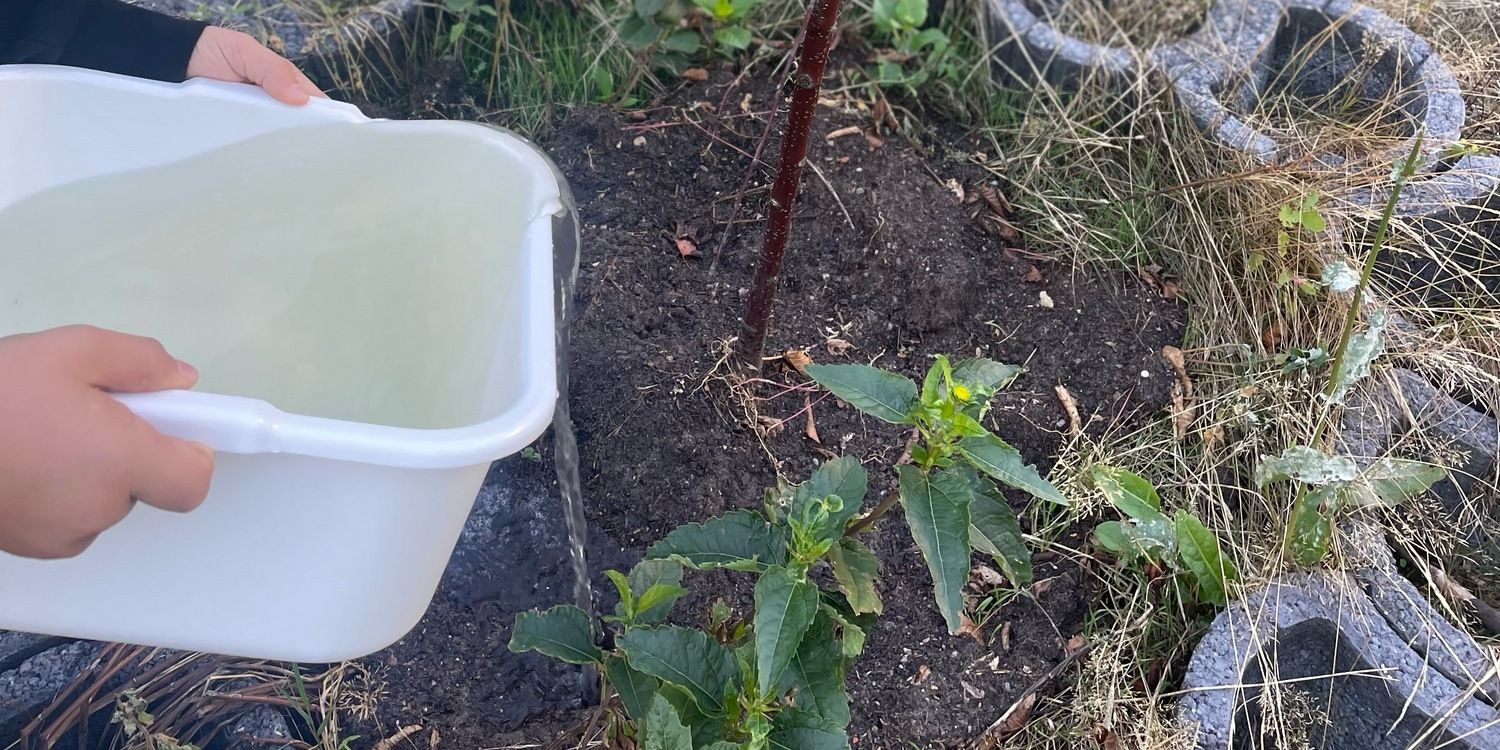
1,0 -> 207,82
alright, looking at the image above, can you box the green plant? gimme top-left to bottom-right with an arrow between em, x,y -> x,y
866,0 -> 955,91
1249,190 -> 1328,314
619,0 -> 706,76
804,355 -> 1067,628
1089,466 -> 1239,607
691,0 -> 764,55
441,0 -> 499,57
113,691 -> 199,750
508,356 -> 1064,747
1257,134 -> 1449,566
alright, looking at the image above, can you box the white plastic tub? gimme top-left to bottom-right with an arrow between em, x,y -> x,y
0,66 -> 565,661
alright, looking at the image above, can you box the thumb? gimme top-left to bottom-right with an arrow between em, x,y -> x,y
54,326 -> 199,393
242,48 -> 316,106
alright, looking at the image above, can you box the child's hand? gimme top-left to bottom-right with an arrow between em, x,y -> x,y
186,26 -> 326,106
0,326 -> 215,559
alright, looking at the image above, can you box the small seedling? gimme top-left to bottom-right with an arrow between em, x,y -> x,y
867,0 -> 955,91
509,356 -> 1066,747
691,0 -> 764,55
1090,466 -> 1239,607
619,0 -> 705,76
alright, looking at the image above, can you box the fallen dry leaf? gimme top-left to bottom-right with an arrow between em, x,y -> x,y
869,48 -> 914,63
957,613 -> 987,645
1031,577 -> 1056,596
912,664 -> 932,684
1161,279 -> 1182,299
757,414 -> 784,437
1024,265 -> 1044,284
681,67 -> 709,82
430,728 -> 442,750
675,237 -> 698,257
1262,323 -> 1284,350
784,348 -> 812,375
626,109 -> 647,121
970,564 -> 1008,588
804,396 -> 821,444
740,93 -> 753,113
1064,634 -> 1087,655
1092,724 -> 1121,750
373,725 -> 422,750
825,337 -> 854,355
826,125 -> 863,141
1055,385 -> 1082,436
974,184 -> 1013,216
1000,621 -> 1013,652
835,155 -> 851,164
994,692 -> 1038,737
864,131 -> 885,150
945,178 -> 965,202
1170,381 -> 1193,439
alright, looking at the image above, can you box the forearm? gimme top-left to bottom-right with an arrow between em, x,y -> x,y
0,0 -> 206,82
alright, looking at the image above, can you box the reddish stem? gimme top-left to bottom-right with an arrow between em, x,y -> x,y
733,0 -> 843,371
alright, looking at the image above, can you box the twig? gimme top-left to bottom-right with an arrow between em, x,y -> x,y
1054,385 -> 1082,436
968,641 -> 1094,749
844,428 -> 921,536
809,162 -> 855,229
373,724 -> 423,750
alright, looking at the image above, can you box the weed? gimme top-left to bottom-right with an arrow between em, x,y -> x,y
865,0 -> 957,94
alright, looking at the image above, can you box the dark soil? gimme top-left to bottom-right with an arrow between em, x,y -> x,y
350,60 -> 1186,748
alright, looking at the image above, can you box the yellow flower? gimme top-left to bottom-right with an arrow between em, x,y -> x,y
952,384 -> 972,401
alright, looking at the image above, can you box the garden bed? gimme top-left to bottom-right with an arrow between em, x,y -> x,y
350,63 -> 1187,746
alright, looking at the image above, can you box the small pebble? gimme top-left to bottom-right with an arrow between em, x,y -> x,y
632,135 -> 647,147
1038,291 -> 1055,308
1140,370 -> 1152,378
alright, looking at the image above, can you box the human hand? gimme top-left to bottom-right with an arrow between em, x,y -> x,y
186,26 -> 326,106
0,326 -> 215,559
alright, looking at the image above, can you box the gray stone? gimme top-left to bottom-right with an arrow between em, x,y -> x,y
0,641 -> 100,740
1178,572 -> 1500,749
0,633 -> 67,675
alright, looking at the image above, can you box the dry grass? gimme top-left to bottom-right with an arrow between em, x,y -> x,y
929,0 -> 1500,746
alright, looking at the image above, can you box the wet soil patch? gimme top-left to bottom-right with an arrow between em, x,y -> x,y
350,62 -> 1186,747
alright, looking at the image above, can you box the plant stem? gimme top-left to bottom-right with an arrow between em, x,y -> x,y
844,428 -> 921,536
1309,131 -> 1424,447
733,0 -> 844,372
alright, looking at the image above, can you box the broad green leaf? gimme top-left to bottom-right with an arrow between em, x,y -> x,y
662,30 -> 702,54
952,358 -> 1020,392
794,457 -> 869,536
701,744 -> 740,750
1093,521 -> 1138,560
619,627 -> 740,716
1133,515 -> 1177,559
1255,446 -> 1357,486
658,684 -> 726,745
769,709 -> 852,750
871,0 -> 896,27
959,434 -> 1067,505
894,0 -> 927,27
1174,513 -> 1238,607
629,560 -> 686,624
692,0 -> 718,12
646,510 -> 787,571
605,655 -> 659,721
911,27 -> 950,52
637,583 -> 689,624
643,694 -> 693,750
1301,190 -> 1320,212
921,355 -> 950,404
805,364 -> 919,424
1090,465 -> 1162,521
1301,208 -> 1327,232
1321,260 -> 1358,293
508,605 -> 601,664
1329,310 -> 1387,404
828,539 -> 882,615
1359,457 -> 1445,507
968,491 -> 1032,585
819,592 -> 875,659
898,465 -> 974,633
754,567 -> 819,695
778,615 -> 850,727
606,569 -> 634,617
619,15 -> 661,48
1278,203 -> 1300,228
714,26 -> 753,49
635,0 -> 668,17
948,412 -> 990,438
1284,486 -> 1336,567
